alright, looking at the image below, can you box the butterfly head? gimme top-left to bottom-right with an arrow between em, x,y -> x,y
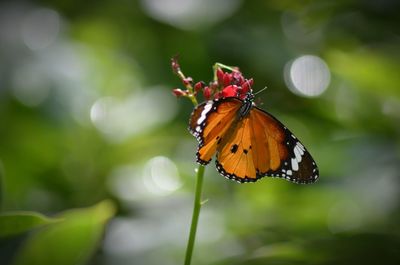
238,90 -> 254,118
243,90 -> 254,103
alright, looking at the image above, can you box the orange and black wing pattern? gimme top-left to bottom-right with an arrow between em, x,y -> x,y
215,106 -> 318,184
188,98 -> 242,165
189,97 -> 319,184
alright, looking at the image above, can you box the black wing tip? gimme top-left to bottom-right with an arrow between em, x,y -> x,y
195,150 -> 211,165
259,167 -> 319,184
196,158 -> 211,165
253,106 -> 320,184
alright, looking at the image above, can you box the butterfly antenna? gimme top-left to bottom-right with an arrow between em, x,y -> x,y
254,86 -> 268,95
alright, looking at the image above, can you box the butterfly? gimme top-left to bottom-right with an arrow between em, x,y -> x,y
188,90 -> 319,184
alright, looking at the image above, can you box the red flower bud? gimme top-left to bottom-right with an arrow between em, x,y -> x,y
182,77 -> 193,86
172,88 -> 187,98
171,56 -> 181,74
232,71 -> 244,85
241,79 -> 252,94
221,85 -> 239,98
194,81 -> 205,92
203,86 -> 211,100
209,81 -> 219,93
223,73 -> 232,87
214,91 -> 223,99
216,68 -> 224,84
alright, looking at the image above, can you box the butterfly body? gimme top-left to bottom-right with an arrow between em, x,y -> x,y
189,92 -> 319,184
237,92 -> 254,119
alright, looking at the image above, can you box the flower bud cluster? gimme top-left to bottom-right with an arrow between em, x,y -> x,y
172,58 -> 253,103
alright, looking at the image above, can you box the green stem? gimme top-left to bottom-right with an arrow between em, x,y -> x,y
188,95 -> 198,106
213,62 -> 238,81
184,164 -> 205,265
0,161 -> 3,211
175,67 -> 198,106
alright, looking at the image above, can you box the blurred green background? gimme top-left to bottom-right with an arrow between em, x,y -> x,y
1,0 -> 400,264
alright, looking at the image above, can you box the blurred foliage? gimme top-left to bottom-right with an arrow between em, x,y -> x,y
0,211 -> 61,238
13,200 -> 115,265
0,0 -> 400,265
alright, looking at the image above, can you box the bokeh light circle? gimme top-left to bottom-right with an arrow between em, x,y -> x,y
139,0 -> 241,30
284,55 -> 330,97
21,8 -> 60,50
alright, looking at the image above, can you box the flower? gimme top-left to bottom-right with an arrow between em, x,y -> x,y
171,59 -> 254,103
203,86 -> 212,100
194,81 -> 205,93
172,88 -> 187,97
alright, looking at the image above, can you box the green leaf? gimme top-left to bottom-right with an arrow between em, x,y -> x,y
13,200 -> 115,265
0,212 -> 61,238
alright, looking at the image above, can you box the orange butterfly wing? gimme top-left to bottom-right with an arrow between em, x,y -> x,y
188,98 -> 242,165
189,97 -> 319,184
216,106 -> 318,183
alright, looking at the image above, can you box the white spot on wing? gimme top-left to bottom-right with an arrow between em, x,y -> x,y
286,170 -> 292,175
297,142 -> 305,151
291,158 -> 299,171
294,145 -> 302,163
295,143 -> 304,155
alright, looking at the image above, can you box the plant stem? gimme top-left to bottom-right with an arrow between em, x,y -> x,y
0,162 -> 3,211
213,62 -> 238,80
174,64 -> 198,106
184,164 -> 205,265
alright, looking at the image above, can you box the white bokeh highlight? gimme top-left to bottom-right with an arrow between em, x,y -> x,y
143,156 -> 183,195
21,8 -> 60,50
139,0 -> 241,30
90,87 -> 177,142
108,156 -> 182,201
284,55 -> 330,97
